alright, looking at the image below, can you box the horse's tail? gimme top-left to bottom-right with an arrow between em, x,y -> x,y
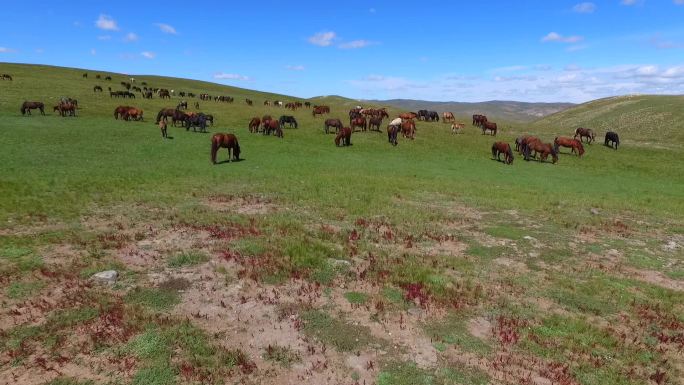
491,143 -> 497,158
211,138 -> 218,164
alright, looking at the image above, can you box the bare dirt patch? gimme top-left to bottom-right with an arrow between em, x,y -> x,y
205,194 -> 279,215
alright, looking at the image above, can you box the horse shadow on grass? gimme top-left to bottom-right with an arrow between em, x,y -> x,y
215,158 -> 245,165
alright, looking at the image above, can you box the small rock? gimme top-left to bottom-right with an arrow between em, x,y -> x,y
408,307 -> 425,317
328,258 -> 351,267
663,241 -> 679,252
590,208 -> 600,215
92,270 -> 118,285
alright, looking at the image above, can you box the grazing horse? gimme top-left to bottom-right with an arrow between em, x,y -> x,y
155,108 -> 177,124
335,127 -> 352,147
482,122 -> 497,136
574,127 -> 595,144
245,99 -> 253,106
399,112 -> 418,120
350,117 -> 367,132
401,120 -> 416,139
159,90 -> 171,99
248,117 -> 261,133
172,110 -> 189,127
279,115 -> 298,128
324,118 -> 343,134
605,131 -> 619,150
93,85 -> 103,92
114,106 -> 131,120
368,117 -> 383,132
186,114 -> 208,133
443,112 -> 455,123
21,101 -> 45,116
492,142 -> 514,165
82,73 -> 88,78
387,125 -> 399,146
54,103 -> 76,117
159,120 -> 168,139
554,136 -> 585,157
524,141 -> 558,164
261,115 -> 273,131
123,108 -> 143,121
451,122 -> 465,134
264,119 -> 283,137
472,114 -> 488,127
211,133 -> 241,164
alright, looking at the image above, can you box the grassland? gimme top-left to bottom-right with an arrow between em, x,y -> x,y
0,62 -> 682,385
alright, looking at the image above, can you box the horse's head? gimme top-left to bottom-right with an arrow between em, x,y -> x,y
550,146 -> 559,163
576,141 -> 585,156
234,142 -> 241,160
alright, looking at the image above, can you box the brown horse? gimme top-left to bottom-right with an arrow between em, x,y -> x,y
442,112 -> 455,123
351,117 -> 367,131
264,119 -> 283,137
491,142 -> 514,165
401,120 -> 416,139
554,136 -> 584,157
368,117 -> 383,132
21,101 -> 45,116
124,108 -> 143,121
524,141 -> 558,163
324,118 -> 343,134
312,106 -> 329,117
159,120 -> 168,139
335,127 -> 352,146
248,117 -> 261,133
114,106 -> 131,120
399,112 -> 417,120
574,127 -> 595,144
211,133 -> 241,164
155,108 -> 176,123
451,122 -> 465,134
482,122 -> 497,135
53,103 -> 76,117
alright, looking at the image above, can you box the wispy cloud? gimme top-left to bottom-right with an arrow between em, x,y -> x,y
155,23 -> 177,34
90,49 -> 97,56
124,32 -> 138,42
286,65 -> 305,71
214,72 -> 251,81
97,35 -> 111,41
141,51 -> 156,59
675,0 -> 684,5
573,2 -> 596,13
308,31 -> 336,47
0,47 -> 15,53
339,40 -> 376,49
491,65 -> 529,73
95,14 -> 118,31
567,44 -> 589,52
621,0 -> 640,5
542,32 -> 584,43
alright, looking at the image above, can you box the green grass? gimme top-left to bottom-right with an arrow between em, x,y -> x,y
167,251 -> 209,268
124,287 -> 180,311
262,344 -> 301,368
344,291 -> 370,305
423,313 -> 492,356
301,309 -> 377,352
6,280 -> 45,299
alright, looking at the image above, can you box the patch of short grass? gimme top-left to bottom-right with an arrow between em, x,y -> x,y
0,246 -> 44,274
44,378 -> 95,385
125,287 -> 180,311
301,309 -> 376,352
484,225 -> 527,240
6,280 -> 45,299
263,344 -> 301,368
344,291 -> 369,305
131,362 -> 176,385
167,251 -> 209,268
423,313 -> 492,356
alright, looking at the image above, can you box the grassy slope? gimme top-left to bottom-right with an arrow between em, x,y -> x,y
1,63 -> 683,385
533,94 -> 684,148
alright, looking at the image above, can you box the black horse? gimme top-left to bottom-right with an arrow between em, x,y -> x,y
387,125 -> 399,146
605,131 -> 619,150
186,114 -> 209,133
279,115 -> 298,128
176,101 -> 188,110
426,111 -> 439,122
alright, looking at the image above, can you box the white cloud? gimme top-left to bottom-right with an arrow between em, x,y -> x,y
35,48 -> 44,54
308,31 -> 336,46
339,40 -> 376,49
214,72 -> 251,81
542,32 -> 584,43
675,0 -> 684,5
141,51 -> 156,59
124,32 -> 138,42
621,0 -> 640,5
97,35 -> 111,41
90,49 -> 96,55
155,23 -> 177,34
492,65 -> 529,73
286,65 -> 305,71
573,2 -> 596,13
0,47 -> 15,53
95,14 -> 118,31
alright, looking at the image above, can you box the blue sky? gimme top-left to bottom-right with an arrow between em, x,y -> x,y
1,0 -> 684,103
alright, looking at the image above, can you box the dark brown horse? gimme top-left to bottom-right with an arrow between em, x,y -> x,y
387,125 -> 399,146
335,127 -> 352,146
350,117 -> 367,131
491,142 -> 514,165
574,127 -> 595,144
554,136 -> 584,156
368,117 -> 383,132
399,112 -> 417,120
401,120 -> 416,139
211,133 -> 241,164
264,119 -> 283,137
155,108 -> 176,123
248,117 -> 261,133
114,106 -> 131,120
324,118 -> 343,134
53,103 -> 76,117
21,101 -> 45,116
524,141 -> 558,163
93,85 -> 103,92
482,122 -> 497,135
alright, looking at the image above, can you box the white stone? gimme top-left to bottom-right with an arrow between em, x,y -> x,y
92,270 -> 118,285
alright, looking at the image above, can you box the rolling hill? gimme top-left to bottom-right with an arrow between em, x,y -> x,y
532,95 -> 684,147
369,99 -> 575,123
